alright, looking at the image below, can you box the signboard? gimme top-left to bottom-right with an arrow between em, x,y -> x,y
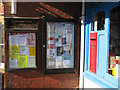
6,19 -> 38,29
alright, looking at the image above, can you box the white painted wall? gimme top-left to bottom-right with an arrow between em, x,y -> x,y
84,77 -> 101,88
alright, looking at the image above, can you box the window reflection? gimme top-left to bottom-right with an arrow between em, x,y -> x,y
92,11 -> 105,31
108,5 -> 120,79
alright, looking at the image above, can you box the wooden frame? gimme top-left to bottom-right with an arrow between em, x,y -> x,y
42,18 -> 78,74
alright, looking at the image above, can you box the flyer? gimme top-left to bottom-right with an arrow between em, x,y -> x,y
55,56 -> 62,61
62,38 -> 66,44
64,46 -> 70,51
18,34 -> 27,45
64,50 -> 71,60
47,23 -> 55,33
57,47 -> 63,56
9,35 -> 18,45
29,46 -> 35,56
9,45 -> 19,60
47,49 -> 56,58
9,59 -> 17,68
48,33 -> 55,37
27,33 -> 35,45
63,60 -> 70,66
17,55 -> 27,68
56,42 -> 62,46
19,46 -> 28,55
56,61 -> 62,68
66,33 -> 72,44
27,56 -> 36,67
48,61 -> 55,66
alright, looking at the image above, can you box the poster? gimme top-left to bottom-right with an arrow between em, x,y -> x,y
19,46 -> 28,55
27,56 -> 36,67
64,50 -> 71,60
29,46 -> 35,56
17,55 -> 27,68
9,59 -> 17,68
57,47 -> 63,56
18,34 -> 27,45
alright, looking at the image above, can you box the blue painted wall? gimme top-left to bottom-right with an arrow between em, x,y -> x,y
84,2 -> 120,88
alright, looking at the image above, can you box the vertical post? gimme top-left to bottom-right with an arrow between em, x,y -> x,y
79,0 -> 85,89
11,0 -> 16,14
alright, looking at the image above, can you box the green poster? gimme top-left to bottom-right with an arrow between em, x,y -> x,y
17,55 -> 27,68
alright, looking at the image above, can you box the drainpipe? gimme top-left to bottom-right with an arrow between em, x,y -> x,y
79,0 -> 85,89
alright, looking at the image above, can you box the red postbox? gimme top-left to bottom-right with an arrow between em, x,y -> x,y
89,33 -> 97,74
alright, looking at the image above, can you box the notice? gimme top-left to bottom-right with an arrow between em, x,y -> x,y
56,61 -> 62,68
63,60 -> 70,66
18,34 -> 27,45
66,33 -> 72,44
57,47 -> 63,56
47,49 -> 56,58
9,59 -> 17,68
48,61 -> 55,66
19,46 -> 28,55
64,46 -> 70,51
48,40 -> 54,44
64,50 -> 71,60
29,46 -> 35,56
27,33 -> 35,45
55,56 -> 62,62
9,35 -> 18,45
17,55 -> 27,68
27,56 -> 36,67
9,45 -> 19,60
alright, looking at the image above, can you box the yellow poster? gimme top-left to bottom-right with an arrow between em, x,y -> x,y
17,55 -> 27,68
29,46 -> 35,56
9,45 -> 19,59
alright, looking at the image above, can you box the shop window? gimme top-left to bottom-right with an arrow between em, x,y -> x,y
92,11 -> 105,31
43,19 -> 78,74
108,5 -> 120,79
9,33 -> 36,69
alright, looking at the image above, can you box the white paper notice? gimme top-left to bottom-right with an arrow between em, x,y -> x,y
56,61 -> 62,68
47,49 -> 56,58
48,61 -> 55,66
48,33 -> 55,37
66,33 -> 72,44
18,34 -> 27,45
27,57 -> 36,67
56,42 -> 62,46
19,46 -> 28,55
64,46 -> 70,51
55,56 -> 62,61
48,40 -> 54,44
9,35 -> 18,45
63,60 -> 70,66
9,59 -> 17,68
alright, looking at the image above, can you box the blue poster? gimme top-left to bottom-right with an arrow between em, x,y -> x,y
64,50 -> 70,60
